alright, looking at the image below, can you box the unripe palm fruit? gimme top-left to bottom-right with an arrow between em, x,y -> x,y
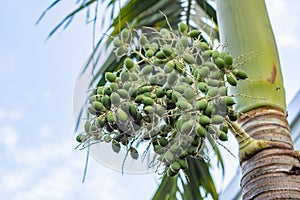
178,22 -> 188,34
141,65 -> 153,75
164,151 -> 175,163
162,45 -> 174,57
116,46 -> 127,57
224,96 -> 235,106
84,121 -> 91,133
129,147 -> 139,160
188,30 -> 201,38
110,92 -> 121,106
214,58 -> 225,69
164,61 -> 175,73
211,115 -> 224,124
196,124 -> 207,138
198,82 -> 208,93
199,67 -> 210,78
92,101 -> 104,112
183,53 -> 196,64
158,137 -> 168,147
224,54 -> 233,65
218,131 -> 228,141
112,141 -> 121,153
121,28 -> 130,42
226,73 -> 238,86
199,42 -> 210,51
199,115 -> 211,126
107,112 -> 117,123
220,122 -> 228,133
113,38 -> 122,47
233,69 -> 248,79
145,49 -> 154,58
178,159 -> 188,169
105,72 -> 116,82
139,34 -> 148,46
176,100 -> 192,110
76,134 -> 87,143
95,117 -> 105,128
183,87 -> 195,99
195,99 -> 208,110
117,89 -> 129,99
170,161 -> 181,172
101,95 -> 111,109
124,58 -> 134,70
181,120 -> 194,134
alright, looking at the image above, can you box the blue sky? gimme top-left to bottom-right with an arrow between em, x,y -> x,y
0,1 -> 299,200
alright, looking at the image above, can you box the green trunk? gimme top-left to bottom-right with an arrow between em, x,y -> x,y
216,0 -> 286,113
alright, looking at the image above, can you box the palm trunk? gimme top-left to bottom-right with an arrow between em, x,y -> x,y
216,0 -> 300,199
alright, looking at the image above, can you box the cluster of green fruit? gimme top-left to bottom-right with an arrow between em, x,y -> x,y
76,23 -> 248,177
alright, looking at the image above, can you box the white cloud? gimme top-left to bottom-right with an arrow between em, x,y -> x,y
0,125 -> 19,148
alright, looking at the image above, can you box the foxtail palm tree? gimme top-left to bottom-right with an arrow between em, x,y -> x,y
41,0 -> 300,199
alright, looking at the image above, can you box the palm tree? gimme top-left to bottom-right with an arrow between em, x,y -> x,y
41,0 -> 300,199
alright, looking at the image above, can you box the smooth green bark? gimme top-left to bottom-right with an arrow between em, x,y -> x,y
216,0 -> 286,113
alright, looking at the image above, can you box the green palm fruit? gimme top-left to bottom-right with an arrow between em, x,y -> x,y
150,43 -> 159,52
164,61 -> 175,73
84,121 -> 91,133
142,96 -> 154,106
207,87 -> 218,97
124,58 -> 134,70
155,88 -> 166,98
105,72 -> 116,82
218,86 -> 227,96
178,22 -> 188,34
214,58 -> 225,69
92,101 -> 104,112
162,45 -> 174,57
141,65 -> 153,75
121,28 -> 130,42
158,137 -> 168,147
112,141 -> 121,153
207,79 -> 220,87
101,95 -> 111,109
167,72 -> 178,85
130,147 -> 139,160
181,120 -> 194,134
198,82 -> 208,92
113,38 -> 122,47
144,106 -> 154,114
188,146 -> 198,155
183,53 -> 196,64
170,161 -> 181,172
195,99 -> 208,110
233,69 -> 248,79
210,71 -> 222,79
178,159 -> 188,169
212,51 -> 219,59
196,124 -> 207,138
76,134 -> 87,143
176,100 -> 192,110
155,50 -> 166,59
139,34 -> 148,46
164,151 -> 175,163
218,131 -> 228,141
183,87 -> 195,99
199,66 -> 210,78
117,89 -> 129,99
154,145 -> 166,155
107,112 -> 117,123
110,92 -> 121,106
224,96 -> 235,106
116,46 -> 127,57
199,115 -> 211,126
228,109 -> 238,121
188,29 -> 201,38
199,42 -> 210,51
145,49 -> 154,58
211,115 -> 224,124
224,54 -> 233,65
95,117 -> 105,128
220,122 -> 228,133
226,73 -> 238,86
